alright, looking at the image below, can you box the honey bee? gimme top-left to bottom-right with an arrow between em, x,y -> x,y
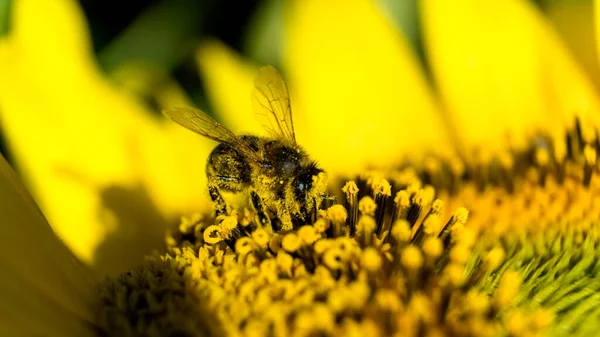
163,66 -> 328,230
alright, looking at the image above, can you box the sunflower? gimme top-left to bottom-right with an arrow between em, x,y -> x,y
3,0 -> 600,336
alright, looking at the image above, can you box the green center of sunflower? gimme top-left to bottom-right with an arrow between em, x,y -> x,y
97,120 -> 600,337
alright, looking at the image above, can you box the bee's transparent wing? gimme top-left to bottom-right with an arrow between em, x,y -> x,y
252,66 -> 296,143
163,106 -> 262,162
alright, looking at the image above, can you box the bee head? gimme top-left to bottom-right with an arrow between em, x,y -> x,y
262,141 -> 299,176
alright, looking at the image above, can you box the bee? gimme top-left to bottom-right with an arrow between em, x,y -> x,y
163,66 -> 328,230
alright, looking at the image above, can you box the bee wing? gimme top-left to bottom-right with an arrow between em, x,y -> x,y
252,66 -> 296,143
163,106 -> 262,162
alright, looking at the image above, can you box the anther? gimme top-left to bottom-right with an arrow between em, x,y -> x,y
342,181 -> 359,236
372,178 -> 391,235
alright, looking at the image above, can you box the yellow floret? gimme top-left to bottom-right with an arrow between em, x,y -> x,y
401,246 -> 423,271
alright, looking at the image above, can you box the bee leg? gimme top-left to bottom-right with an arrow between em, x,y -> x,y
277,209 -> 293,231
321,194 -> 337,208
296,197 -> 317,226
292,203 -> 310,229
208,184 -> 228,216
250,191 -> 272,229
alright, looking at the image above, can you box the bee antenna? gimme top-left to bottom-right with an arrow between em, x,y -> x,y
308,162 -> 324,175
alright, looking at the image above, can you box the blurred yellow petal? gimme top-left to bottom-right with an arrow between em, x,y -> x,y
110,61 -> 196,109
422,0 -> 600,153
0,0 -> 141,267
136,123 -> 212,216
107,62 -> 212,217
596,0 -> 600,66
284,0 -> 448,175
0,153 -> 98,336
196,40 -> 263,134
545,0 -> 600,94
0,0 -> 209,275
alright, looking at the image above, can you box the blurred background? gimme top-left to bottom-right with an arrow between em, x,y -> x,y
75,0 -> 422,110
76,0 -> 600,112
77,0 -> 423,120
3,0 -> 596,140
80,0 -> 268,114
0,0 -> 598,158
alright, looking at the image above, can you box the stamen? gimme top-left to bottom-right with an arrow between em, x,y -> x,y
342,181 -> 359,235
372,178 -> 391,234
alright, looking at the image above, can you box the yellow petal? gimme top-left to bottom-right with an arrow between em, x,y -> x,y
107,61 -> 213,217
0,153 -> 98,336
422,0 -> 600,153
284,0 -> 447,175
196,39 -> 264,135
136,121 -> 213,217
109,61 -> 197,109
596,0 -> 600,67
545,0 -> 600,94
0,0 -> 210,274
0,0 -> 137,268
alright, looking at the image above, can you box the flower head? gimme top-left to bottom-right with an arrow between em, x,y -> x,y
98,120 -> 600,336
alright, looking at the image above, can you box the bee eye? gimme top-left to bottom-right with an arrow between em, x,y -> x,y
292,173 -> 313,199
292,165 -> 323,199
